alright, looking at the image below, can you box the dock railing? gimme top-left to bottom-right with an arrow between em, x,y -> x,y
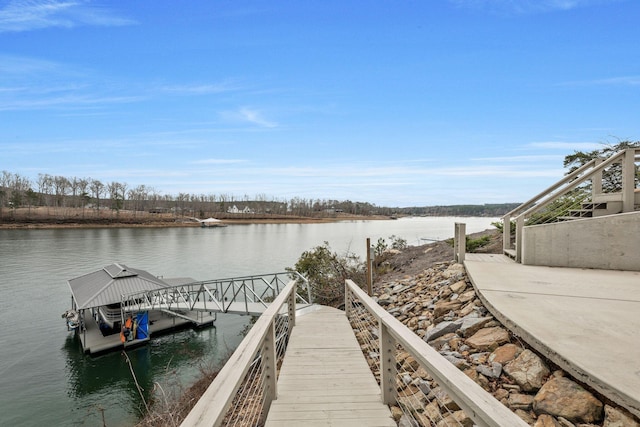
120,271 -> 310,318
180,280 -> 298,427
502,147 -> 639,261
345,279 -> 528,427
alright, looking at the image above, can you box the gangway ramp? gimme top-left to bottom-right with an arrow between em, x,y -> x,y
120,271 -> 311,318
264,306 -> 396,426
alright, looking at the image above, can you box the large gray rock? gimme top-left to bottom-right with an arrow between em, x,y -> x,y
533,376 -> 604,424
433,300 -> 461,318
504,349 -> 550,392
465,326 -> 510,351
424,321 -> 461,342
457,315 -> 492,338
476,362 -> 502,379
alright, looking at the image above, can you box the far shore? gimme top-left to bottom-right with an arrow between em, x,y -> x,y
0,207 -> 393,230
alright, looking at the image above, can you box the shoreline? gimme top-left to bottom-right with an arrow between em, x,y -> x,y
0,214 -> 392,230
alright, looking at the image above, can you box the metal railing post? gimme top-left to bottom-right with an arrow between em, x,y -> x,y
380,321 -> 397,405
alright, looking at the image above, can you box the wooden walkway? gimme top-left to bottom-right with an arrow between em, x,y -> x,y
265,306 -> 396,427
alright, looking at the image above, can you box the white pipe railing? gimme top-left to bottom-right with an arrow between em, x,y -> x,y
345,279 -> 528,427
179,280 -> 297,427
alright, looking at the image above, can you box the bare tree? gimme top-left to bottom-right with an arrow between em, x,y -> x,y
90,179 -> 105,215
37,173 -> 53,213
108,181 -> 125,217
77,178 -> 89,218
53,175 -> 70,216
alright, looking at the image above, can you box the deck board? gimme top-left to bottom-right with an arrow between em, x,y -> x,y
265,306 -> 395,427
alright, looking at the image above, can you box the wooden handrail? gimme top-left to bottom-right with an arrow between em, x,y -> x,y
180,280 -> 297,427
345,280 -> 528,427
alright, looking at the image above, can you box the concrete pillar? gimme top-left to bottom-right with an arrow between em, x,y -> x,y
622,148 -> 636,212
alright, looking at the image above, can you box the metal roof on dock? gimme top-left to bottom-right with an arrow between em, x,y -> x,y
68,263 -> 171,309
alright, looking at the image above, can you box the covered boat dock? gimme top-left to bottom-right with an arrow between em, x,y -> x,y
66,263 -> 215,355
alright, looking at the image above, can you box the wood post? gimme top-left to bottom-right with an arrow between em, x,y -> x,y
260,321 -> 277,423
380,321 -> 397,405
288,286 -> 296,334
344,283 -> 350,318
366,238 -> 373,296
454,222 -> 466,263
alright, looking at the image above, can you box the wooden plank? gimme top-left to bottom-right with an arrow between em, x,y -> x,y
265,419 -> 395,427
264,306 -> 395,427
267,408 -> 394,421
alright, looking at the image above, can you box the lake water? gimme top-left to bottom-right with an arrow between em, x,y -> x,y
0,217 -> 497,426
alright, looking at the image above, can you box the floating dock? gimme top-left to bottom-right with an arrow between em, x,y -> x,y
76,309 -> 216,355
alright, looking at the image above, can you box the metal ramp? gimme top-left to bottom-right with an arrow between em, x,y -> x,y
120,271 -> 311,319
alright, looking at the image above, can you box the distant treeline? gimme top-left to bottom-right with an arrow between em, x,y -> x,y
0,170 -> 519,220
396,203 -> 520,217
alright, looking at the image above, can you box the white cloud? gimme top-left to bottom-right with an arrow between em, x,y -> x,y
191,159 -> 247,165
472,154 -> 563,162
0,0 -> 136,33
560,75 -> 640,87
221,107 -> 278,128
0,54 -> 64,75
0,94 -> 143,111
529,141 -> 603,151
160,81 -> 244,95
448,0 -> 615,14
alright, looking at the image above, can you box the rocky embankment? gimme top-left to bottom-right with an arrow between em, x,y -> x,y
372,261 -> 639,427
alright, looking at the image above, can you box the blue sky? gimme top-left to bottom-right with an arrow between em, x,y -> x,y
1,0 -> 638,207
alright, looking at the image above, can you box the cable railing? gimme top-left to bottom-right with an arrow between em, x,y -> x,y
180,280 -> 297,427
345,279 -> 528,427
503,148 -> 639,261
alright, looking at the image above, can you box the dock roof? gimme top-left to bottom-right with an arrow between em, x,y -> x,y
68,263 -> 171,309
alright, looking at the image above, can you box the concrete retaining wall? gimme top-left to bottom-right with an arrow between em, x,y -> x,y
522,211 -> 640,271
